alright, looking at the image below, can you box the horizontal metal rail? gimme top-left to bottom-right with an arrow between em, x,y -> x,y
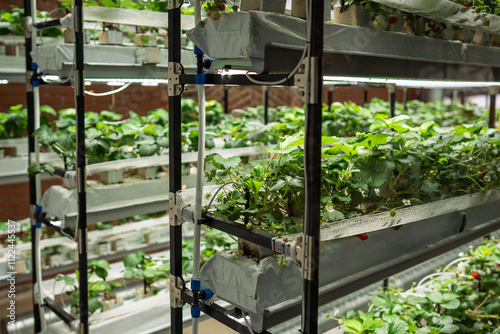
180,74 -> 294,87
43,297 -> 75,326
202,214 -> 275,250
182,290 -> 272,334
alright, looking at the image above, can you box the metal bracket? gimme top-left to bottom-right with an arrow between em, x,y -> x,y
26,70 -> 34,93
295,234 -> 314,281
170,275 -> 184,308
73,5 -> 81,32
168,62 -> 182,96
489,86 -> 500,95
169,192 -> 182,226
294,57 -> 320,104
168,0 -> 184,10
386,83 -> 396,93
294,60 -> 307,103
24,17 -> 33,38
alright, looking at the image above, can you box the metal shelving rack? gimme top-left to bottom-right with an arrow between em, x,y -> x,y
168,2 -> 500,334
22,2 -> 174,333
24,0 -> 90,330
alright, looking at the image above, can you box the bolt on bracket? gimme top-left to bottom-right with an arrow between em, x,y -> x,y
168,0 -> 184,10
168,62 -> 183,97
170,275 -> 184,308
169,192 -> 182,226
295,234 -> 315,281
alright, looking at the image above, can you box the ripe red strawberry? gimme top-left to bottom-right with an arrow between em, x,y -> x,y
478,171 -> 484,179
207,11 -> 212,17
463,3 -> 470,7
388,16 -> 398,24
357,233 -> 368,241
471,271 -> 480,280
428,21 -> 436,28
216,3 -> 225,11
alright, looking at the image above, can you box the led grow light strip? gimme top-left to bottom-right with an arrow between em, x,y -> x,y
323,76 -> 500,89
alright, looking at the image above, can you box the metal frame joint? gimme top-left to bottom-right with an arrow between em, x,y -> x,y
170,275 -> 185,308
168,62 -> 182,96
295,234 -> 315,281
168,0 -> 184,10
386,83 -> 396,93
489,85 -> 500,96
294,57 -> 320,104
169,192 -> 182,226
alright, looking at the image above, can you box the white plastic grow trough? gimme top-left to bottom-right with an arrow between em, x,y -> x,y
39,177 -> 178,229
198,190 -> 500,332
187,11 -> 500,77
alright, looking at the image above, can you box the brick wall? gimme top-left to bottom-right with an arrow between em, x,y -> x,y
0,0 -> 61,12
0,179 -> 62,222
1,82 -> 419,115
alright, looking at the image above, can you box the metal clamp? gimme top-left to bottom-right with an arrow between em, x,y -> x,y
170,275 -> 184,308
168,0 -> 184,10
295,234 -> 314,281
168,62 -> 182,96
386,83 -> 396,93
294,60 -> 308,103
24,17 -> 33,38
294,57 -> 320,104
489,86 -> 500,95
26,70 -> 34,92
169,192 -> 182,226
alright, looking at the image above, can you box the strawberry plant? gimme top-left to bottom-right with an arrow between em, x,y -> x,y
327,239 -> 500,333
56,259 -> 122,316
204,115 -> 500,235
0,6 -> 63,37
122,250 -> 169,296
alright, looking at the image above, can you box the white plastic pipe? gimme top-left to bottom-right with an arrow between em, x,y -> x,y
192,2 -> 204,333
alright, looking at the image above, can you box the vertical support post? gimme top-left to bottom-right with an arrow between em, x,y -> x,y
460,89 -> 466,105
24,0 -> 41,331
169,0 -> 184,333
73,1 -> 89,333
301,0 -> 323,332
387,84 -> 396,118
452,89 -> 459,102
489,86 -> 498,130
263,86 -> 269,125
363,87 -> 368,105
224,86 -> 229,114
327,85 -> 334,112
402,87 -> 408,112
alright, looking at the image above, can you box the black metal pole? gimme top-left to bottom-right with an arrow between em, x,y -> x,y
169,1 -> 184,333
402,87 -> 408,112
224,86 -> 229,114
388,84 -> 396,118
460,89 -> 466,105
327,86 -> 333,112
24,0 -> 41,331
363,88 -> 368,105
302,0 -> 323,332
73,1 -> 89,333
489,87 -> 497,129
263,86 -> 269,124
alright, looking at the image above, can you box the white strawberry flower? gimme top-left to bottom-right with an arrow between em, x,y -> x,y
402,199 -> 411,206
484,175 -> 491,182
325,204 -> 335,213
